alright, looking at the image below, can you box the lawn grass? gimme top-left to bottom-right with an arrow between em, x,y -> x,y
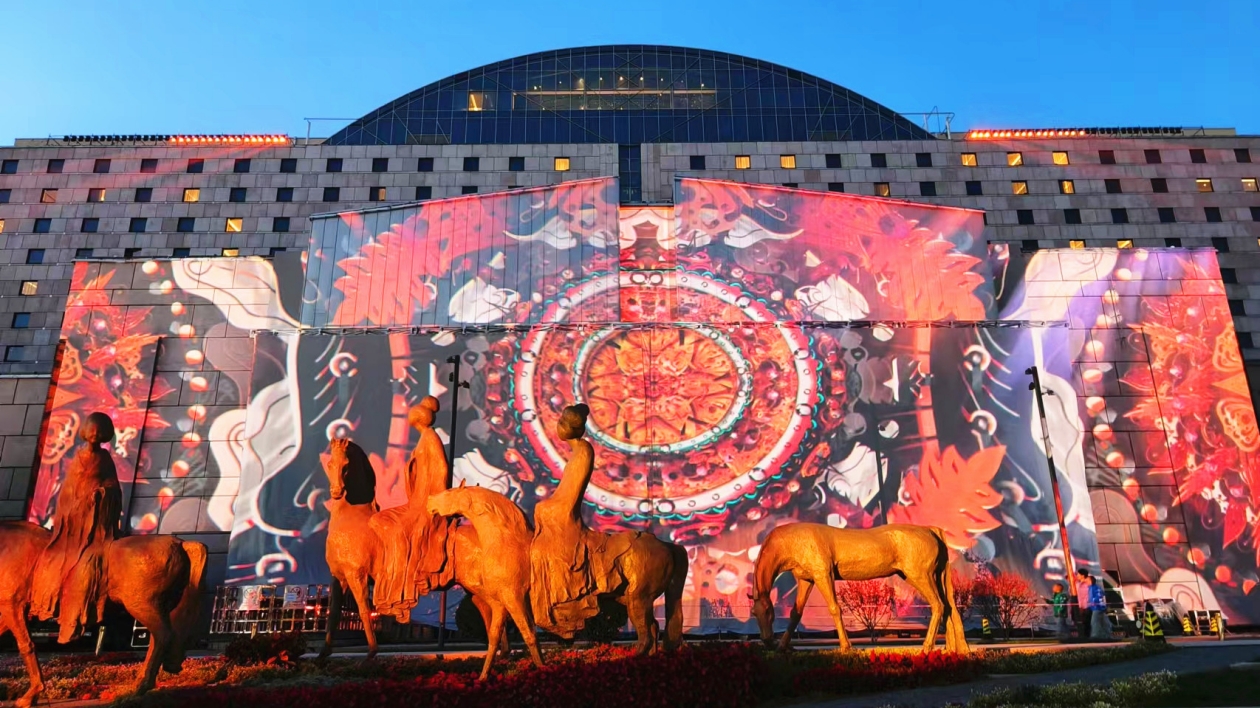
1148,667 -> 1260,707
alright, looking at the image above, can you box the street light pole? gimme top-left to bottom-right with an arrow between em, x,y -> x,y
438,354 -> 470,650
1026,365 -> 1076,584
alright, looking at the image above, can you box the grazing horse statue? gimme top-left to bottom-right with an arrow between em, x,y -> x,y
750,522 -> 968,653
530,403 -> 688,655
319,436 -> 382,659
427,483 -> 545,680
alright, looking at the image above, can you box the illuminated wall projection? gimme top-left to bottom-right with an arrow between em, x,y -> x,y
31,177 -> 1260,631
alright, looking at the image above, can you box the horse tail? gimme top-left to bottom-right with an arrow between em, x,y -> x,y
664,543 -> 688,650
930,527 -> 968,652
166,540 -> 208,673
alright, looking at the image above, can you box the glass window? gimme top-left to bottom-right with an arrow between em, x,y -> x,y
33,218 -> 51,233
20,281 -> 38,296
369,186 -> 386,201
966,181 -> 982,196
225,217 -> 243,232
1006,152 -> 1023,166
26,249 -> 44,264
961,153 -> 977,167
223,248 -> 240,257
780,155 -> 796,169
47,159 -> 64,174
1214,237 -> 1230,252
40,189 -> 57,203
463,157 -> 480,172
1052,151 -> 1069,165
1151,178 -> 1168,193
1144,149 -> 1161,164
919,181 -> 936,197
417,157 -> 434,172
1222,268 -> 1238,284
140,158 -> 158,174
1017,209 -> 1034,225
1,159 -> 17,174
1159,207 -> 1176,223
93,159 -> 111,173
234,158 -> 251,173
416,186 -> 432,200
1244,178 -> 1258,192
326,158 -> 343,172
187,158 -> 204,173
0,219 -> 4,233
734,155 -> 751,170
0,189 -> 8,203
915,153 -> 932,167
827,182 -> 844,192
280,158 -> 297,173
124,247 -> 140,259
1059,179 -> 1075,194
273,217 -> 290,233
1236,148 -> 1252,163
1011,181 -> 1028,195
1253,207 -> 1260,222
177,217 -> 195,232
461,186 -> 478,194
1065,209 -> 1082,224
183,188 -> 200,202
1190,149 -> 1207,164
555,157 -> 571,171
875,182 -> 890,197
277,187 -> 294,202
781,183 -> 798,188
825,154 -> 842,169
1205,206 -> 1223,223
1117,239 -> 1133,249
1105,179 -> 1122,194
323,187 -> 340,202
1069,240 -> 1085,249
1111,208 -> 1129,224
12,313 -> 31,329
87,188 -> 105,202
509,156 -> 524,171
1099,150 -> 1116,165
230,187 -> 247,202
1165,237 -> 1182,247
372,157 -> 389,173
81,218 -> 98,232
870,153 -> 887,168
1229,299 -> 1245,315
1196,178 -> 1214,193
129,217 -> 147,232
467,91 -> 496,111
173,247 -> 191,257
689,155 -> 706,170
5,347 -> 24,362
135,187 -> 152,203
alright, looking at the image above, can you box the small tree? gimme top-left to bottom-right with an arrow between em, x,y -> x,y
973,571 -> 1043,640
835,579 -> 897,644
950,569 -> 977,622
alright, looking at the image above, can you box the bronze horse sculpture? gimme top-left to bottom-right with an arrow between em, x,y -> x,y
750,522 -> 968,653
319,436 -> 383,659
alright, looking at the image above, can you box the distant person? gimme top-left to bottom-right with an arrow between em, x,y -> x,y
1049,582 -> 1071,640
1074,568 -> 1092,640
1089,576 -> 1112,640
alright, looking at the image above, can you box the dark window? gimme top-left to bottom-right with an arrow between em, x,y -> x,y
1158,207 -> 1176,223
825,154 -> 842,169
1190,149 -> 1207,164
233,158 -> 251,173
33,218 -> 51,233
172,247 -> 191,258
1236,148 -> 1252,163
75,248 -> 93,258
982,213 -> 988,225
919,181 -> 936,197
463,157 -> 480,171
276,187 -> 294,202
509,156 -> 524,171
372,157 -> 389,173
0,159 -> 17,174
5,347 -> 24,362
124,247 -> 140,259
1151,178 -> 1168,193
369,187 -> 386,202
1144,149 -> 1161,164
1229,299 -> 1246,316
461,185 -> 478,194
93,159 -> 111,173
12,313 -> 30,329
47,159 -> 64,174
1238,332 -> 1255,349
81,218 -> 99,232
1222,267 -> 1238,284
965,181 -> 983,196
870,153 -> 887,168
1099,150 -> 1116,165
323,187 -> 340,202
326,158 -> 341,172
1111,208 -> 1129,224
781,183 -> 798,188
1164,237 -> 1182,248
0,189 -> 8,203
1021,239 -> 1039,252
1206,206 -> 1223,223
1016,209 -> 1035,225
129,217 -> 147,233
187,158 -> 204,173
280,158 -> 297,173
415,186 -> 432,200
177,217 -> 195,232
827,182 -> 844,192
269,247 -> 286,257
690,155 -> 706,170
273,217 -> 290,233
26,249 -> 44,265
1064,208 -> 1082,224
1105,179 -> 1122,194
1213,237 -> 1230,252
134,187 -> 152,203
229,187 -> 247,203
915,152 -> 932,167
1252,206 -> 1260,221
140,158 -> 158,174
417,157 -> 434,172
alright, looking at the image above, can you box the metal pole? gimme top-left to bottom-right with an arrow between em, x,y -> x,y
438,355 -> 469,650
1026,366 -> 1076,583
868,403 -> 889,523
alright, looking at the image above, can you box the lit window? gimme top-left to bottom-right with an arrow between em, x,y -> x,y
875,182 -> 891,197
1007,152 -> 1023,166
40,189 -> 57,203
467,92 -> 495,111
780,155 -> 796,169
369,187 -> 386,202
555,157 -> 571,172
87,188 -> 105,202
1011,181 -> 1029,195
0,219 -> 4,233
20,281 -> 38,296
1059,180 -> 1075,194
1069,240 -> 1085,249
222,248 -> 240,257
961,153 -> 977,167
1052,152 -> 1069,165
183,188 -> 200,203
1117,240 -> 1133,249
734,155 -> 751,170
225,218 -> 243,233
1197,178 -> 1214,193
1242,178 -> 1257,192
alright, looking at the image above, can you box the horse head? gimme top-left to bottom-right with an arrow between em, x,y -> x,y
324,438 -> 376,506
749,590 -> 776,649
324,438 -> 351,500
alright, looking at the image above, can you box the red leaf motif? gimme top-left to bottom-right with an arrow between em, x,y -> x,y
1224,502 -> 1248,549
888,445 -> 1005,550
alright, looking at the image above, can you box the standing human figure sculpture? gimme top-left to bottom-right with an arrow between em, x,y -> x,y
530,403 -> 687,653
30,411 -> 123,644
369,396 -> 453,622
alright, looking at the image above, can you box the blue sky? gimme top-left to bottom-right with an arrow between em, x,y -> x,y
1,0 -> 1257,143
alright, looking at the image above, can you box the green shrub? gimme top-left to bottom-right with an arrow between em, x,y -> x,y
983,641 -> 1173,674
968,670 -> 1176,707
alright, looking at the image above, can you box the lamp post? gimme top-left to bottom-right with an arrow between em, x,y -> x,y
438,354 -> 470,650
1026,365 -> 1076,583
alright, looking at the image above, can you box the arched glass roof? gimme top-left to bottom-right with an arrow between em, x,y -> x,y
326,45 -> 932,145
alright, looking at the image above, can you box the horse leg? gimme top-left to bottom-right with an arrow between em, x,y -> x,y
2,605 -> 44,708
470,593 -> 507,656
127,602 -> 173,695
504,594 -> 544,669
624,593 -> 657,656
320,579 -> 344,659
815,574 -> 852,652
905,572 -> 945,651
779,577 -> 814,652
663,548 -> 687,651
479,603 -> 507,681
346,573 -> 377,659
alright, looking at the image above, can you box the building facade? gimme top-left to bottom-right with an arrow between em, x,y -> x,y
2,46 -> 1259,628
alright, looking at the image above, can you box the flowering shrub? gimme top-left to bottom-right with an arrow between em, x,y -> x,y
950,569 -> 977,621
835,580 -> 900,644
972,571 -> 1042,640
